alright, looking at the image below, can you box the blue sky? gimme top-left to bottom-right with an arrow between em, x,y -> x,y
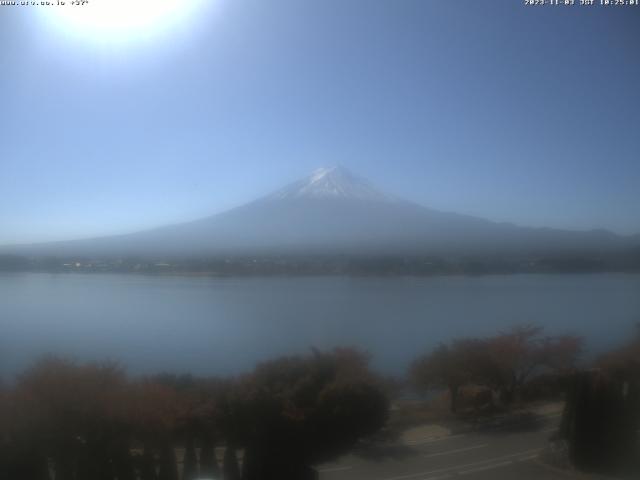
1,0 -> 639,245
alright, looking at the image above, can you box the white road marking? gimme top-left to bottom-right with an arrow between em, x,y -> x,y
458,460 -> 513,474
318,465 -> 353,473
380,448 -> 541,480
519,454 -> 540,461
405,433 -> 466,446
422,443 -> 488,458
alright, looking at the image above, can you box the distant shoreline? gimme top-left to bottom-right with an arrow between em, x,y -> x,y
2,252 -> 639,277
2,268 -> 640,279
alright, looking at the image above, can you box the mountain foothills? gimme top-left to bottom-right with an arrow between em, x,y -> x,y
1,167 -> 639,274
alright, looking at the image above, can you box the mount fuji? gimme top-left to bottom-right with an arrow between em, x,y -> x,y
4,166 -> 639,260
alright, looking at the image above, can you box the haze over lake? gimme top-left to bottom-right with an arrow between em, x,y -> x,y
2,272 -> 639,379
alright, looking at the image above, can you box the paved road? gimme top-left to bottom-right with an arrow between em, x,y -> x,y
318,414 -> 574,480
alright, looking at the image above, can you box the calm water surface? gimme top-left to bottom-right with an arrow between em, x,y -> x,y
1,273 -> 639,378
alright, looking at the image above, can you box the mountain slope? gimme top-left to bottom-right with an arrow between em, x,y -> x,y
3,167 -> 638,259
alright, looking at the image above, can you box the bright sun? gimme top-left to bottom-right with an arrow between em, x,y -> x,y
42,0 -> 207,44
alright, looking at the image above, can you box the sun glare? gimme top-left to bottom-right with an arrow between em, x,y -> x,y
40,0 -> 207,44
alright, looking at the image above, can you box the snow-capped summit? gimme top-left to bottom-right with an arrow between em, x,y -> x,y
268,166 -> 397,202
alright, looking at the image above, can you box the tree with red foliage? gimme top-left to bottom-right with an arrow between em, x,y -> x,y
486,325 -> 582,403
410,339 -> 490,413
411,327 -> 583,411
234,348 -> 389,480
13,356 -> 132,480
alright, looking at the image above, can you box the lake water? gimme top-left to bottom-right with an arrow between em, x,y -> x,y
1,273 -> 639,379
